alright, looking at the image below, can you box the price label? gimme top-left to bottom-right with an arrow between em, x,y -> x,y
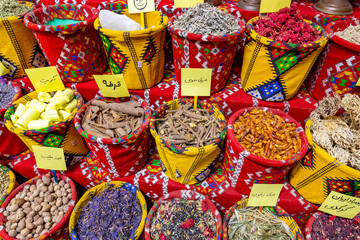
128,0 -> 155,14
94,74 -> 130,98
318,191 -> 360,219
356,77 -> 360,87
247,184 -> 284,207
33,146 -> 67,171
259,0 -> 291,13
181,68 -> 212,97
174,0 -> 204,8
25,66 -> 65,93
0,62 -> 9,76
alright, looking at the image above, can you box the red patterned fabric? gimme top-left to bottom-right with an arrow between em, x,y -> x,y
24,5 -> 108,83
223,107 -> 308,196
30,0 -> 127,9
74,96 -> 151,178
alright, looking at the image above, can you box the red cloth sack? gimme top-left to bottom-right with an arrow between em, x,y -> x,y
306,19 -> 360,101
223,107 -> 308,196
24,4 -> 108,83
74,95 -> 151,178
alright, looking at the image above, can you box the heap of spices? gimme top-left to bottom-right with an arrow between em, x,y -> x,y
228,207 -> 295,240
0,0 -> 32,18
334,25 -> 360,45
2,173 -> 73,239
172,3 -> 240,35
310,93 -> 360,170
76,187 -> 142,240
151,198 -> 217,240
310,212 -> 360,240
155,102 -> 222,147
81,99 -> 145,138
0,82 -> 15,109
253,4 -> 322,44
0,168 -> 10,200
233,108 -> 301,160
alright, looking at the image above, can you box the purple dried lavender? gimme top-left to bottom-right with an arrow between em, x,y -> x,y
76,187 -> 142,240
311,212 -> 360,240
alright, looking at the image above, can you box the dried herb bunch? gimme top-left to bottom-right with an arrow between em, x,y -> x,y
76,187 -> 142,240
82,99 -> 145,139
311,212 -> 360,240
335,25 -> 360,45
228,207 -> 295,240
0,0 -> 32,19
155,102 -> 222,148
310,93 -> 360,170
0,168 -> 10,200
172,3 -> 240,35
0,82 -> 15,109
234,108 -> 301,160
151,198 -> 217,240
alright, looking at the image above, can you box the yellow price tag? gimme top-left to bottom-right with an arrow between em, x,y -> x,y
247,184 -> 284,207
0,62 -> 9,76
318,191 -> 360,219
356,77 -> 360,87
25,66 -> 65,93
128,0 -> 155,14
259,0 -> 291,13
181,68 -> 212,97
94,74 -> 130,98
33,146 -> 67,171
174,0 -> 204,8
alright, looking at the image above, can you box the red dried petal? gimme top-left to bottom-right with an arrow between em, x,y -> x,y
201,201 -> 208,212
181,219 -> 195,229
159,233 -> 166,240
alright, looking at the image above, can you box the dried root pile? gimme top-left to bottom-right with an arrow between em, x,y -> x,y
310,93 -> 360,170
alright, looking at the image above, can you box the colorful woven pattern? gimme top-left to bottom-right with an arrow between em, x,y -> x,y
149,98 -> 227,185
241,18 -> 328,101
95,7 -> 168,89
168,14 -> 245,93
222,199 -> 304,240
223,107 -> 308,196
289,120 -> 360,205
74,95 -> 151,178
69,181 -> 147,240
4,91 -> 89,166
24,4 -> 108,83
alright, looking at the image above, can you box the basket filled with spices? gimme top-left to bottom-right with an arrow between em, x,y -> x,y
149,98 -> 227,184
69,181 -> 147,240
0,165 -> 16,205
223,107 -> 308,196
222,198 -> 304,240
94,5 -> 168,89
168,3 -> 245,93
0,0 -> 47,80
305,210 -> 360,239
4,88 -> 89,167
306,19 -> 360,101
0,82 -> 27,160
23,4 -> 107,83
241,4 -> 328,101
290,93 -> 360,205
0,172 -> 77,240
74,95 -> 151,178
144,189 -> 222,240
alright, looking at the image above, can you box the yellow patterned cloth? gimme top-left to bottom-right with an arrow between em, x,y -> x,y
289,120 -> 360,205
0,12 -> 47,79
4,91 -> 89,167
94,9 -> 168,89
69,181 -> 147,240
241,17 -> 328,101
149,98 -> 227,185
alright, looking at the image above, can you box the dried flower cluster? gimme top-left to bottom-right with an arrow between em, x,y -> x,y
334,25 -> 360,45
310,93 -> 360,170
172,3 -> 240,35
2,173 -> 72,239
76,187 -> 142,240
0,168 -> 10,200
0,82 -> 15,109
253,4 -> 321,44
0,0 -> 32,18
